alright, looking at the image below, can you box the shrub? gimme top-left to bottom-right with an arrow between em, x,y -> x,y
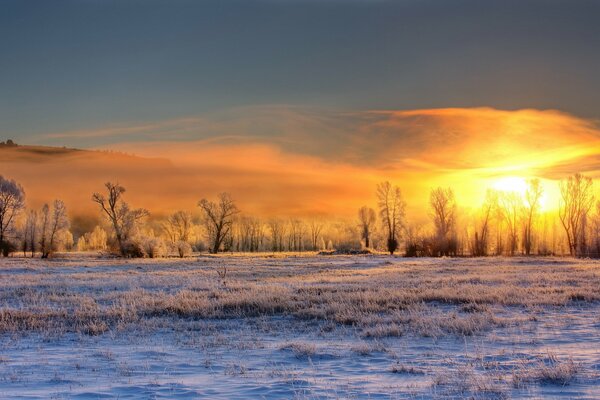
141,237 -> 167,258
174,240 -> 192,258
335,238 -> 362,253
121,240 -> 145,258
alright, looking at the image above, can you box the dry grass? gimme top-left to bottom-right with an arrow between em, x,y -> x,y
0,255 -> 599,338
280,342 -> 317,358
512,353 -> 581,387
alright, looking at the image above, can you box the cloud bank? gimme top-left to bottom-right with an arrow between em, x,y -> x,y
6,107 -> 600,222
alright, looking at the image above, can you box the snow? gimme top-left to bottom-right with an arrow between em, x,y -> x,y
0,254 -> 599,398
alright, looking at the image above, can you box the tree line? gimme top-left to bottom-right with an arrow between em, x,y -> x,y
0,173 -> 598,258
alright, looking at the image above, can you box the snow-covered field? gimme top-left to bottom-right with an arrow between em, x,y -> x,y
1,254 -> 599,399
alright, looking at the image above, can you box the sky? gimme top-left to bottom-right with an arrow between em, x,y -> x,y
1,0 -> 600,218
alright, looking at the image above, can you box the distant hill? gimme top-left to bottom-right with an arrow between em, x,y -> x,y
0,142 -> 179,236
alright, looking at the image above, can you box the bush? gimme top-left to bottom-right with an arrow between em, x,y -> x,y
173,240 -> 192,258
120,240 -> 145,258
334,238 -> 363,253
0,240 -> 16,257
141,237 -> 167,258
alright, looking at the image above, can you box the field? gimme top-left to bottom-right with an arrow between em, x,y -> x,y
1,254 -> 599,399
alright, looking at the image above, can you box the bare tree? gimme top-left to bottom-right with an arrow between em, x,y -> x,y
498,191 -> 521,256
309,219 -> 324,251
38,200 -> 69,258
591,201 -> 600,258
287,219 -> 306,252
522,179 -> 543,255
161,211 -> 194,257
198,193 -> 239,253
377,181 -> 405,255
559,173 -> 594,256
92,182 -> 149,256
237,216 -> 264,252
25,209 -> 38,257
0,176 -> 25,256
163,210 -> 193,243
39,204 -> 50,258
472,190 -> 497,257
268,219 -> 286,252
429,187 -> 457,256
357,206 -> 376,248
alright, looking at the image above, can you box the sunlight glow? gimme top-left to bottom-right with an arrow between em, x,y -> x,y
492,176 -> 528,195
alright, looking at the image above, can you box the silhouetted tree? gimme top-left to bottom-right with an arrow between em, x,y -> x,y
237,216 -> 264,252
472,190 -> 497,256
429,187 -> 457,256
522,179 -> 543,255
24,209 -> 38,257
198,193 -> 239,253
592,201 -> 600,258
357,206 -> 376,248
499,191 -> 521,256
287,219 -> 306,252
92,182 -> 149,256
268,219 -> 286,252
559,173 -> 594,256
309,219 -> 324,251
377,181 -> 405,255
0,176 -> 25,256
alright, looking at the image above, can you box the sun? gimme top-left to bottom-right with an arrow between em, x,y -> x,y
492,176 -> 528,195
489,176 -> 559,211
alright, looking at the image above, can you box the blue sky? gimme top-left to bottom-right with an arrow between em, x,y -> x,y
1,0 -> 600,146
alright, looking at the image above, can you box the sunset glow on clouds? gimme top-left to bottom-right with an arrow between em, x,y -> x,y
3,107 -> 599,221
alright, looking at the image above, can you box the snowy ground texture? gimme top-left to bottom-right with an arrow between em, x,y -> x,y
1,254 -> 600,399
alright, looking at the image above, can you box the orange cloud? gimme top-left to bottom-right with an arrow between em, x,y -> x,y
6,107 -> 600,231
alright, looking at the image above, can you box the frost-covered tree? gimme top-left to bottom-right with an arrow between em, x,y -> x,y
268,219 -> 286,252
559,173 -> 594,256
429,187 -> 457,256
498,191 -> 521,256
163,210 -> 194,243
591,201 -> 600,258
309,219 -> 324,251
0,176 -> 25,256
357,206 -> 376,248
522,179 -> 543,255
23,209 -> 38,257
92,182 -> 149,256
471,190 -> 497,257
377,181 -> 405,255
198,193 -> 239,253
39,200 -> 69,258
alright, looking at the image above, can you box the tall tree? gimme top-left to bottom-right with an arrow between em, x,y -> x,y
24,209 -> 38,257
499,191 -> 521,256
592,201 -> 600,257
559,173 -> 594,256
429,187 -> 457,256
0,176 -> 25,256
198,193 -> 239,253
357,206 -> 376,248
377,181 -> 406,255
163,210 -> 193,243
92,182 -> 149,255
522,179 -> 543,255
39,200 -> 69,258
268,219 -> 286,252
472,190 -> 497,257
309,219 -> 324,251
